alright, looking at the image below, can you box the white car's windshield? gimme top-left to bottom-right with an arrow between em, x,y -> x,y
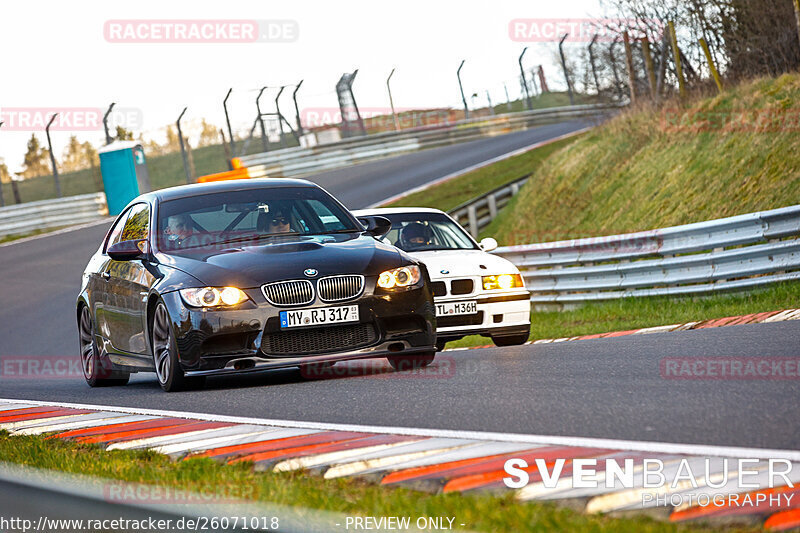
379,213 -> 478,252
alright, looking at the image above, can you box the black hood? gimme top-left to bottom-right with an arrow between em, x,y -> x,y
155,233 -> 408,288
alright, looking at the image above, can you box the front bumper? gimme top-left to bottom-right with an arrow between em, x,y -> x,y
434,289 -> 531,341
160,279 -> 436,376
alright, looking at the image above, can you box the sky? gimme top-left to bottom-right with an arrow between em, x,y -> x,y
0,0 -> 606,173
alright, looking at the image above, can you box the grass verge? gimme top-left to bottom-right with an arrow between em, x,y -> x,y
0,432 -> 746,533
446,281 -> 800,349
384,133 -> 585,212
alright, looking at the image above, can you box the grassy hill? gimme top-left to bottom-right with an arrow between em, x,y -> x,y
483,73 -> 800,245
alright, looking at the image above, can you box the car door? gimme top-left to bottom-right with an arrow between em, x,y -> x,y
103,203 -> 157,356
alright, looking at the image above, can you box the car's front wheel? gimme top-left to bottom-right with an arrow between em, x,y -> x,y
387,352 -> 435,371
151,301 -> 204,392
78,305 -> 130,387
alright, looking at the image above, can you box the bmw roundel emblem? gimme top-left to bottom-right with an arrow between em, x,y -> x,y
440,269 -> 450,275
304,268 -> 318,277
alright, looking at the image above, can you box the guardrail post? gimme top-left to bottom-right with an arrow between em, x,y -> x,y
103,103 -> 116,145
518,47 -> 532,110
511,182 -> 521,195
558,34 -> 575,105
256,87 -> 269,153
293,80 -> 304,137
45,114 -> 62,198
176,107 -> 192,184
467,205 -> 479,237
698,38 -> 723,93
457,60 -> 469,119
487,194 -> 498,220
623,31 -> 637,105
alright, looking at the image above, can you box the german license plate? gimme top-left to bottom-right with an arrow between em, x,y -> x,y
436,301 -> 478,316
280,305 -> 359,328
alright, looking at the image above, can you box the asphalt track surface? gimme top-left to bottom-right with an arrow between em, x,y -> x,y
2,119 -> 798,452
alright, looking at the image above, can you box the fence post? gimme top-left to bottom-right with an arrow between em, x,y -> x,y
45,114 -> 62,198
176,107 -> 192,184
622,31 -> 637,104
698,38 -> 723,93
103,103 -> 116,145
256,87 -> 269,153
558,34 -> 575,105
223,88 -> 235,155
518,47 -> 532,110
641,36 -> 657,99
457,60 -> 469,119
588,35 -> 601,95
668,21 -> 686,99
292,80 -> 304,137
794,0 -> 800,50
609,39 -> 624,101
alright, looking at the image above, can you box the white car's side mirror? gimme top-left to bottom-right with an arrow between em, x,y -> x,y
479,237 -> 498,252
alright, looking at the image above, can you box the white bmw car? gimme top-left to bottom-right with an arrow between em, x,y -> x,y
353,207 -> 531,350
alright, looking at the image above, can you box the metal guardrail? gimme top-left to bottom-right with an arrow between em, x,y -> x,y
0,192 -> 108,238
448,174 -> 531,237
492,205 -> 800,304
238,103 -> 622,179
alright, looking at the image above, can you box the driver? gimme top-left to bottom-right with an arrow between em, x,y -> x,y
267,208 -> 293,234
164,214 -> 194,246
400,222 -> 433,249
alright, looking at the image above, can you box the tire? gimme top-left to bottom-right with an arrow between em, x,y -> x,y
78,305 -> 130,387
491,333 -> 530,347
435,340 -> 448,352
151,301 -> 204,392
387,352 -> 436,371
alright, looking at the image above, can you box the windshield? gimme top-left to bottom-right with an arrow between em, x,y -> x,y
156,186 -> 361,251
378,212 -> 478,252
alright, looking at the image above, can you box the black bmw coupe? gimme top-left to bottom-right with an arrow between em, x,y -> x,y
77,179 -> 437,391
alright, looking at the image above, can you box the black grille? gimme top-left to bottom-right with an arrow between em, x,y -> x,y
437,311 -> 484,328
450,279 -> 474,295
318,275 -> 364,302
431,281 -> 447,297
262,280 -> 314,306
261,323 -> 377,355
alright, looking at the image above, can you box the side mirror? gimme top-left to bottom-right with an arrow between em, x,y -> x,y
357,216 -> 392,239
108,239 -> 148,261
479,237 -> 498,252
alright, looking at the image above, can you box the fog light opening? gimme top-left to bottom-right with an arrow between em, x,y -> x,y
233,359 -> 256,371
388,343 -> 405,352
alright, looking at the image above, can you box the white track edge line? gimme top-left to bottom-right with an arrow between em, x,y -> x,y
2,398 -> 798,461
0,217 -> 113,248
366,127 -> 592,208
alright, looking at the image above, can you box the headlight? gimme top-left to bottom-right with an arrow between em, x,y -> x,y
377,265 -> 421,289
482,274 -> 524,290
179,287 -> 249,308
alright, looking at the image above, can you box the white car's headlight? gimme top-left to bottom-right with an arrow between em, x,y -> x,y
179,287 -> 249,307
482,274 -> 524,291
377,265 -> 421,289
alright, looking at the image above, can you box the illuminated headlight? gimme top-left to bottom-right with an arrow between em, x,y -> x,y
179,287 -> 249,308
482,274 -> 524,290
377,265 -> 421,289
